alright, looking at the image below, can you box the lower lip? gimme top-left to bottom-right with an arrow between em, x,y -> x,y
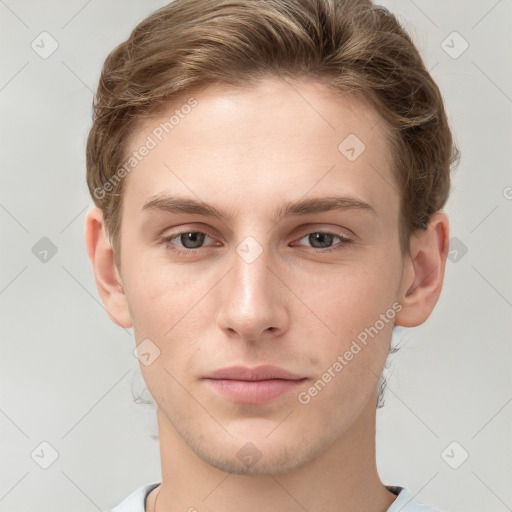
204,378 -> 307,404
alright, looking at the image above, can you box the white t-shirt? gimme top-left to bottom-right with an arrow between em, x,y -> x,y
106,483 -> 443,511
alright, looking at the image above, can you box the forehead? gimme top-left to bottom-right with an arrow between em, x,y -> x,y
122,77 -> 397,221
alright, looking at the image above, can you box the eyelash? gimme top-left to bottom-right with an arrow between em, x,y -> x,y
160,229 -> 353,256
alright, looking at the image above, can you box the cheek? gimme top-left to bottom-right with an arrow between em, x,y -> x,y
123,256 -> 219,361
318,262 -> 400,335
124,271 -> 168,332
307,252 -> 401,382
123,246 -> 191,318
302,274 -> 398,415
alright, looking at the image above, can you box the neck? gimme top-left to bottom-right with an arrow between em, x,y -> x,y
149,398 -> 396,512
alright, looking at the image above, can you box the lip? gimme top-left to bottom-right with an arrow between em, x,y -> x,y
203,365 -> 304,381
202,365 -> 307,404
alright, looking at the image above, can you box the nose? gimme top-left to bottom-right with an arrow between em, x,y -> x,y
216,238 -> 290,342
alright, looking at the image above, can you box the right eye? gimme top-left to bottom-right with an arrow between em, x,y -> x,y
160,230 -> 219,255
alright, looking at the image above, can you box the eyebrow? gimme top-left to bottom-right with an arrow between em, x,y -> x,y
141,194 -> 376,223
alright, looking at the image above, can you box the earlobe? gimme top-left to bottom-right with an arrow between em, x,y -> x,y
84,207 -> 133,328
394,212 -> 450,328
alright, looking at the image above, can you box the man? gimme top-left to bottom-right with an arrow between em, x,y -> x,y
84,0 -> 459,510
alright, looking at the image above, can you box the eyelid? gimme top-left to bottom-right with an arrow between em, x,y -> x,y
159,223 -> 219,242
161,224 -> 353,242
292,224 -> 354,242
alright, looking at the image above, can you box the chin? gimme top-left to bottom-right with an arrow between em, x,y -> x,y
195,441 -> 318,476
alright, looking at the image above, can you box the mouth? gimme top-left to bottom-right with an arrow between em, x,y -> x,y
202,365 -> 307,404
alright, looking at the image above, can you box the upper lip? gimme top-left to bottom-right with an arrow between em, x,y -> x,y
203,365 -> 305,381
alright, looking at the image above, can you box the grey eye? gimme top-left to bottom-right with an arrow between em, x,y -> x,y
177,232 -> 207,249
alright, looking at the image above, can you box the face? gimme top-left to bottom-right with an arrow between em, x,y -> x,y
115,77 -> 407,475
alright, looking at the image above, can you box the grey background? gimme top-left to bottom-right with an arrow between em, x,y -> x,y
1,0 -> 511,511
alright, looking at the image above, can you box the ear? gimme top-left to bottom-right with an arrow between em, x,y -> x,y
394,211 -> 450,328
84,207 -> 133,328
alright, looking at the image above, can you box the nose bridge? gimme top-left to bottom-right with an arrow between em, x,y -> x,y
232,234 -> 273,310
218,233 -> 286,339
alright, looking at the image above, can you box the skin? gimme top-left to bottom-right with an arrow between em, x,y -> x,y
85,77 -> 449,512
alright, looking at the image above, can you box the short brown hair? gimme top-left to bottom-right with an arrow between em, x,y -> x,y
86,0 -> 459,270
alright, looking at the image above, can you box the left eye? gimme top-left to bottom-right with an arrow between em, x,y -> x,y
294,232 -> 352,250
